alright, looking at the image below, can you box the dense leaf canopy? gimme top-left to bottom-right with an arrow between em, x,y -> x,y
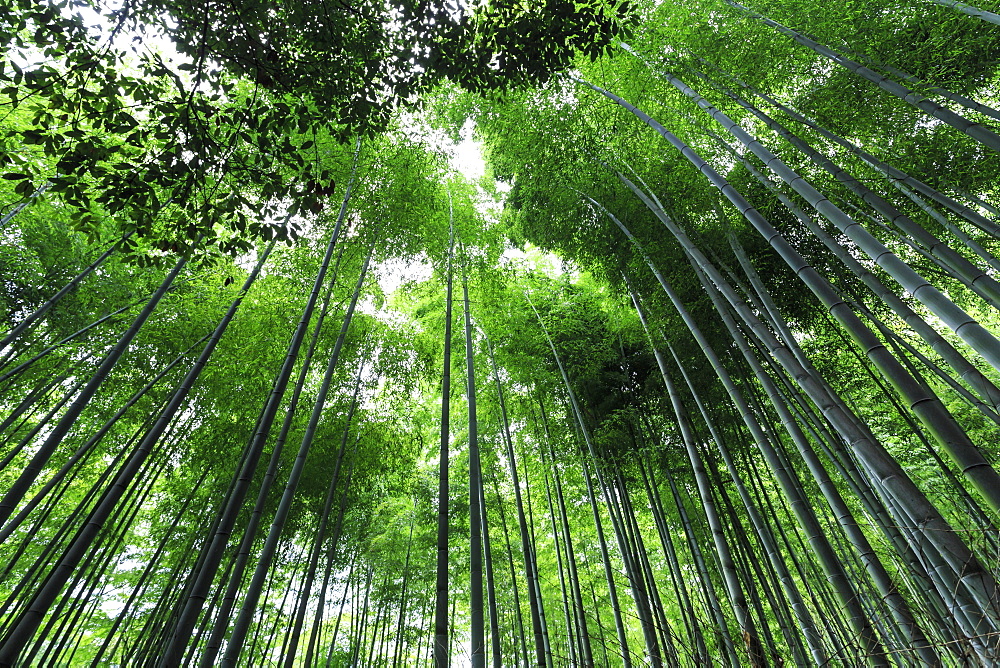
2,0 -> 1000,665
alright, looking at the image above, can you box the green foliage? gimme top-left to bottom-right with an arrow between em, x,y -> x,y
3,0 -> 1000,664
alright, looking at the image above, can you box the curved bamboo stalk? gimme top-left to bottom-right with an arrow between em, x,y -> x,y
629,283 -> 829,666
689,257 -> 940,666
725,75 -> 1000,240
717,2 -> 1000,153
625,284 -> 770,666
664,72 -> 1000,380
589,195 -> 888,665
578,82 -> 1000,574
700,75 -> 1000,312
925,0 -> 1000,24
712,141 -> 1000,415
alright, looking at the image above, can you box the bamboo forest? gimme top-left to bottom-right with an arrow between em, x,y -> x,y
6,0 -> 1000,665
